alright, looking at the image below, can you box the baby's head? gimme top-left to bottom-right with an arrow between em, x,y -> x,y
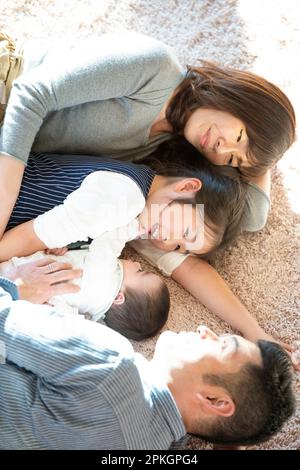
105,260 -> 170,341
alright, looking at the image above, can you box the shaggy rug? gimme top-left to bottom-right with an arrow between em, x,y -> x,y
1,0 -> 299,450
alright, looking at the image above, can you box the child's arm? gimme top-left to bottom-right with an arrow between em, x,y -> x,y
0,220 -> 46,261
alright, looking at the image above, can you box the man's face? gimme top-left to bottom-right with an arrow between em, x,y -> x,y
153,326 -> 262,382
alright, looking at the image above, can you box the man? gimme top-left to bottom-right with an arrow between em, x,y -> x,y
0,269 -> 295,450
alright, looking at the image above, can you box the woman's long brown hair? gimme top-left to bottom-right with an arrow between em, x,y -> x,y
166,62 -> 296,177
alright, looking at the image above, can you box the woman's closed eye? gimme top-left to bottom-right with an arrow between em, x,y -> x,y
237,129 -> 243,143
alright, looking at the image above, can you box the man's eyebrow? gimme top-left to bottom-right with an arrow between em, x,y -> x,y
222,335 -> 239,354
231,336 -> 239,354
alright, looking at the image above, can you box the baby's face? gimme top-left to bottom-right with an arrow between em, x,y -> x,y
121,260 -> 162,292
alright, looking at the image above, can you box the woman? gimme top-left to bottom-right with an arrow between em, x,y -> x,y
0,31 -> 296,361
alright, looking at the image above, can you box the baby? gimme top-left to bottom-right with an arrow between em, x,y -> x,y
0,220 -> 170,341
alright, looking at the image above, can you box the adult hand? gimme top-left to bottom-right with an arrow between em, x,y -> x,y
4,257 -> 82,304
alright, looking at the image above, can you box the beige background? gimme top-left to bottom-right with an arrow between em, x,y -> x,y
1,0 -> 299,450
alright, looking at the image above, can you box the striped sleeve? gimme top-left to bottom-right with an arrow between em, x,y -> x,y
0,291 -> 133,387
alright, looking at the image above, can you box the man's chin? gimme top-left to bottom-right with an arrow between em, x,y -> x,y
154,330 -> 178,355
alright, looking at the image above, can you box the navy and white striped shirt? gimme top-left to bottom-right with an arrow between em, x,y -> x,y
7,152 -> 155,231
0,278 -> 186,449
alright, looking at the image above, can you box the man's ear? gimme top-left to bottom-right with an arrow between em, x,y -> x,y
195,391 -> 235,417
173,178 -> 202,199
113,292 -> 125,305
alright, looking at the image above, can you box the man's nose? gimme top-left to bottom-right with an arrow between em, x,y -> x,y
197,325 -> 219,341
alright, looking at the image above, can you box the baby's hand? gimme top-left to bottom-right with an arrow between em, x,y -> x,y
44,247 -> 68,256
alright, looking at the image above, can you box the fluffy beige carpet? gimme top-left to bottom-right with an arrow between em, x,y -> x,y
1,0 -> 299,450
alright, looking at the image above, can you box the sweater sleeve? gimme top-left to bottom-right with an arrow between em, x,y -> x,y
242,182 -> 271,232
130,239 -> 192,277
0,32 -> 182,163
33,171 -> 145,247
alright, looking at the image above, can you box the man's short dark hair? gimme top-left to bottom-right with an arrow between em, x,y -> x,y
196,340 -> 295,445
104,280 -> 170,341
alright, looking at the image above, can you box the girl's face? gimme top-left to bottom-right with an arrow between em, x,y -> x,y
183,108 -> 251,169
149,201 -> 215,255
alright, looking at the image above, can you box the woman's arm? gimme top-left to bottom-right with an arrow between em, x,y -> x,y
0,155 -> 25,239
171,255 -> 266,340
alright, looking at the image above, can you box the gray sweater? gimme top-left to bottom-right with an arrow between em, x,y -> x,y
0,31 -> 269,231
0,32 -> 182,162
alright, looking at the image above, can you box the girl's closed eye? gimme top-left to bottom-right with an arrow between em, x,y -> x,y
183,228 -> 189,239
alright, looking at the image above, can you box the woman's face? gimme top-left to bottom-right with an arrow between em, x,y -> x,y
183,108 -> 251,169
